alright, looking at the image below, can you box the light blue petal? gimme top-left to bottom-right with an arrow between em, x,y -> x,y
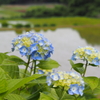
38,69 -> 44,74
19,46 -> 28,56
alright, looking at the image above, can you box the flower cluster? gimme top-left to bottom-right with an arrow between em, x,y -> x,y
46,71 -> 85,96
37,68 -> 52,75
12,32 -> 54,60
71,46 -> 100,65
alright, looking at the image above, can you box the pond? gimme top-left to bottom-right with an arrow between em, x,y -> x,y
0,28 -> 100,77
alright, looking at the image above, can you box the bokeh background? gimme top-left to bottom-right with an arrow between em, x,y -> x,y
0,0 -> 100,76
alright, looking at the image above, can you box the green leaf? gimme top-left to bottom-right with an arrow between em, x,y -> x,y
77,97 -> 86,100
37,58 -> 60,69
69,60 -> 84,74
69,60 -> 74,66
93,78 -> 100,95
89,63 -> 98,67
39,92 -> 54,100
84,77 -> 99,90
88,98 -> 100,100
0,79 -> 7,94
60,91 -> 75,100
6,74 -> 42,94
0,53 -> 9,64
27,84 -> 43,100
4,94 -> 26,100
46,88 -> 59,100
30,76 -> 46,84
55,88 -> 75,100
9,55 -> 27,65
0,59 -> 19,78
0,67 -> 7,94
0,67 -> 6,79
19,69 -> 30,78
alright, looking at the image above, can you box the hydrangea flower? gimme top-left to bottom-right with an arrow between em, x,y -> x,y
46,71 -> 85,96
12,32 -> 54,60
37,68 -> 52,75
71,46 -> 100,65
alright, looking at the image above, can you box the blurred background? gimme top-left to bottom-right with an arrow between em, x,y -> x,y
0,0 -> 100,76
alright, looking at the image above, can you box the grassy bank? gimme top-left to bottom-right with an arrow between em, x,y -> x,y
1,17 -> 100,26
0,17 -> 100,45
0,17 -> 100,33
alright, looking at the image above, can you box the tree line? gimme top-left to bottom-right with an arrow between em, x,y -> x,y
0,0 -> 60,4
0,0 -> 100,18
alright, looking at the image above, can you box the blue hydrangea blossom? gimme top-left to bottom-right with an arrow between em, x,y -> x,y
12,32 -> 54,60
46,71 -> 85,96
71,46 -> 100,65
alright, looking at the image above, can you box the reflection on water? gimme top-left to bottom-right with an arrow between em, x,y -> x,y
0,28 -> 100,77
75,27 -> 100,45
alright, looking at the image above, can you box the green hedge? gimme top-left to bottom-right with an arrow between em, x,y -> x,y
2,22 -> 9,27
23,5 -> 68,18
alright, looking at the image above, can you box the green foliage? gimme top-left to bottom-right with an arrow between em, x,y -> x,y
39,93 -> 54,100
0,31 -> 100,100
0,53 -> 9,64
24,24 -> 31,28
0,67 -> 7,94
0,59 -> 19,78
42,23 -> 48,27
0,1 -> 100,18
9,55 -> 27,65
23,5 -> 67,18
63,0 -> 100,17
73,23 -> 79,26
84,77 -> 99,90
39,88 -> 75,100
1,22 -> 9,27
15,24 -> 23,28
34,24 -> 41,27
4,94 -> 26,100
6,74 -> 42,94
37,58 -> 60,69
69,60 -> 85,75
0,65 -> 42,99
50,23 -> 56,27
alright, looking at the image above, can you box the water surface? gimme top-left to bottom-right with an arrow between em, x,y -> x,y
0,28 -> 100,77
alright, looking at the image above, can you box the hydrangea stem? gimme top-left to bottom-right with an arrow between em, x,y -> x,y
83,60 -> 88,77
30,61 -> 34,75
33,60 -> 37,74
23,56 -> 31,78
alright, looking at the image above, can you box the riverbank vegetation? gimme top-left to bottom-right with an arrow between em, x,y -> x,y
0,17 -> 100,27
0,3 -> 100,45
0,0 -> 100,18
0,17 -> 100,29
0,17 -> 100,45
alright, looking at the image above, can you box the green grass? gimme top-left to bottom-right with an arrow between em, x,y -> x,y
0,17 -> 100,30
19,17 -> 100,26
0,16 -> 100,45
0,5 -> 29,18
0,17 -> 100,26
0,4 -> 60,18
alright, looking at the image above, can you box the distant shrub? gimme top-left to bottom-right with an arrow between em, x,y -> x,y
23,5 -> 67,18
50,24 -> 56,27
2,22 -> 8,27
15,24 -> 23,28
73,23 -> 78,26
34,24 -> 41,27
53,5 -> 67,17
42,23 -> 48,27
24,24 -> 31,28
